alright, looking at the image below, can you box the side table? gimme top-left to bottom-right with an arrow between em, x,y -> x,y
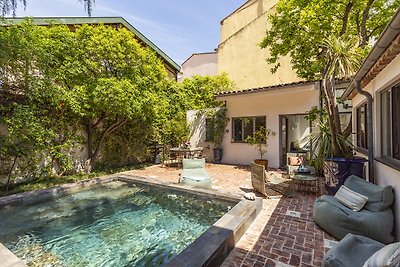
291,174 -> 319,194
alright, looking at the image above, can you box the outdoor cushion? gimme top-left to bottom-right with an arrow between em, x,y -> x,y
180,158 -> 212,189
322,234 -> 385,267
335,185 -> 368,211
363,242 -> 400,267
344,175 -> 394,212
288,156 -> 302,166
182,158 -> 205,169
314,194 -> 394,244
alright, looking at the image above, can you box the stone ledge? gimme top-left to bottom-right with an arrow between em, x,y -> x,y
0,243 -> 28,267
0,175 -> 117,208
167,197 -> 263,267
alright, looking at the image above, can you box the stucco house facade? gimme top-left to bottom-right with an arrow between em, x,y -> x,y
341,8 -> 400,238
217,0 -> 301,90
188,0 -> 351,168
179,52 -> 218,80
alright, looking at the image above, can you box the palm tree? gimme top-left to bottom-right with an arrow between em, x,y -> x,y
1,0 -> 95,17
319,35 -> 362,157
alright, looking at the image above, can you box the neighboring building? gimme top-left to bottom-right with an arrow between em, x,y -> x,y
341,8 -> 400,239
6,17 -> 181,80
188,0 -> 352,168
180,52 -> 218,80
217,0 -> 301,90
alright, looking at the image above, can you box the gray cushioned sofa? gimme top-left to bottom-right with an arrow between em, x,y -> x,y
314,175 -> 395,244
322,233 -> 385,267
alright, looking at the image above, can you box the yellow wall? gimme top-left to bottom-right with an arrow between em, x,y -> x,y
218,0 -> 301,89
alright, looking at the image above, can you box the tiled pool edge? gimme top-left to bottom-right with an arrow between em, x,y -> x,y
0,175 -> 117,208
119,175 -> 264,266
167,197 -> 263,267
0,174 -> 262,267
0,243 -> 27,267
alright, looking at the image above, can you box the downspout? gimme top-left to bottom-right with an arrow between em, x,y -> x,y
354,80 -> 375,183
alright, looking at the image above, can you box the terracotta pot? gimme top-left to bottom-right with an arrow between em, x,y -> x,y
254,159 -> 268,170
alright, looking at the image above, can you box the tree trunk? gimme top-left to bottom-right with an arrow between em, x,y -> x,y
322,75 -> 343,157
86,117 -> 128,170
6,155 -> 18,192
86,120 -> 93,160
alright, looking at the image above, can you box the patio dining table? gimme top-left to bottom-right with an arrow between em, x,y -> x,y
169,146 -> 203,160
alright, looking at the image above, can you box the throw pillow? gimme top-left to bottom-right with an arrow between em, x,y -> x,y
335,185 -> 368,211
363,242 -> 400,267
288,156 -> 302,166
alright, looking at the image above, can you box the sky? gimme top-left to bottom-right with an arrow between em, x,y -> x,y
14,0 -> 244,65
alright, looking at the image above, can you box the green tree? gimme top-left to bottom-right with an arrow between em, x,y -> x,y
261,0 -> 399,156
51,24 -> 169,169
0,20 -> 80,184
155,74 -> 233,146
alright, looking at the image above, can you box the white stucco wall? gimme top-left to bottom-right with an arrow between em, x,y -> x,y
187,109 -> 215,161
180,53 -> 218,80
351,54 -> 400,240
217,83 -> 320,167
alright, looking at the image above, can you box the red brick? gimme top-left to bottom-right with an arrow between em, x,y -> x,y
289,254 -> 301,266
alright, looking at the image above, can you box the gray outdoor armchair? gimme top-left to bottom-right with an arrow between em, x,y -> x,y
314,175 -> 395,244
322,234 -> 385,267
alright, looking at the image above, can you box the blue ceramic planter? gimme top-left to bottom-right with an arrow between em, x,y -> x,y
324,157 -> 368,195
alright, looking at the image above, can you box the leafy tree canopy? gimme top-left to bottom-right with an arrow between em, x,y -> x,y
0,19 -> 233,183
260,0 -> 400,80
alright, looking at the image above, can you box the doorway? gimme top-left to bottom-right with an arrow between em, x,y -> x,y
279,114 -> 311,168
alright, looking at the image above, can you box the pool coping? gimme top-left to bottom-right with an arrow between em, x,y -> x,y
0,174 -> 262,267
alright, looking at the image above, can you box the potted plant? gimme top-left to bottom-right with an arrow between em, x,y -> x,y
245,127 -> 276,170
211,108 -> 228,163
306,106 -> 366,195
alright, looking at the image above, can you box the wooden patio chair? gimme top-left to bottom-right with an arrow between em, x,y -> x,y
251,162 -> 295,198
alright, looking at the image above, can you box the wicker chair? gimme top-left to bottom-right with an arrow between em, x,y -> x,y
251,162 -> 295,197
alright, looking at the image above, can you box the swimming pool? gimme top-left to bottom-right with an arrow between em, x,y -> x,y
0,180 -> 235,267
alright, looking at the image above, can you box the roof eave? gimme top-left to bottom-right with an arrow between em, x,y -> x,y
214,80 -> 317,98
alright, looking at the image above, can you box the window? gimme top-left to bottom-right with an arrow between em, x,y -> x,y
381,85 -> 400,160
356,103 -> 368,149
205,118 -> 214,142
232,116 -> 266,142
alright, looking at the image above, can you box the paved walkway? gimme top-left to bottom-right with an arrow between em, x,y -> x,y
123,164 -> 335,267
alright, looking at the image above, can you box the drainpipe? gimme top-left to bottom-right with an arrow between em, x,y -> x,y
354,80 -> 375,184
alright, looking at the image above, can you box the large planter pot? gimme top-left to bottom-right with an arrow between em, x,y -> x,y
254,159 -> 268,170
213,148 -> 223,164
324,157 -> 367,195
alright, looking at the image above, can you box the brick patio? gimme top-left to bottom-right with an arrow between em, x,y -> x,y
122,163 -> 335,267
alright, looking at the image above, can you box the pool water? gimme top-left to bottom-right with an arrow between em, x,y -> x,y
0,181 -> 232,267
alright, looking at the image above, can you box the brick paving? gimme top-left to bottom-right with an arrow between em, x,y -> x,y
122,163 -> 335,267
